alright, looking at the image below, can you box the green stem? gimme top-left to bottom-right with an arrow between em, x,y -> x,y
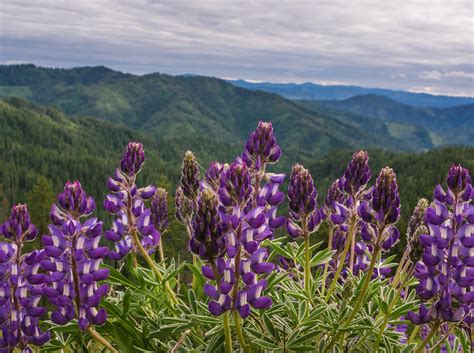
234,310 -> 250,353
87,327 -> 119,353
414,322 -> 440,353
408,326 -> 420,344
325,217 -> 356,302
130,229 -> 179,306
345,242 -> 380,324
372,266 -> 414,352
304,229 -> 311,294
223,312 -> 233,352
348,215 -> 356,273
391,249 -> 409,289
321,226 -> 333,297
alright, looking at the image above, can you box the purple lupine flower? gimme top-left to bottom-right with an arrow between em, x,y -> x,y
242,121 -> 281,170
408,164 -> 473,326
151,188 -> 169,234
0,205 -> 50,352
287,164 -> 322,239
180,151 -> 200,201
104,142 -> 160,260
191,124 -> 284,318
42,182 -> 109,331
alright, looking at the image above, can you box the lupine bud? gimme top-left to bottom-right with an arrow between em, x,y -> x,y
243,121 -> 281,169
205,161 -> 225,192
339,150 -> 370,196
43,182 -> 108,331
0,206 -> 50,351
189,188 -> 225,261
180,151 -> 200,200
175,187 -> 193,225
288,164 -> 317,219
447,164 -> 472,198
120,142 -> 145,177
57,181 -> 95,219
409,164 -> 473,325
219,159 -> 252,208
407,198 -> 429,264
1,204 -> 38,241
104,142 -> 160,260
151,188 -> 169,234
360,167 -> 400,227
287,164 -> 322,239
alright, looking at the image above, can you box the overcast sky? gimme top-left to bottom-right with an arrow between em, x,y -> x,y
1,0 -> 473,96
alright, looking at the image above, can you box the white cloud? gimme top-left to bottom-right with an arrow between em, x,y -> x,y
1,0 -> 473,95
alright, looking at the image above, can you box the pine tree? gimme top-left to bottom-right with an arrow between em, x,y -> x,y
26,176 -> 56,235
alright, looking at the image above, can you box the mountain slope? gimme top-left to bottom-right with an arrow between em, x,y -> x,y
315,94 -> 474,145
228,79 -> 474,108
296,99 -> 434,150
0,64 -> 426,161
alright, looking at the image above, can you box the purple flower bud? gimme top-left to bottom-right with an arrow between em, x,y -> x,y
190,188 -> 225,261
371,167 -> 400,226
120,142 -> 145,177
205,161 -> 225,192
56,181 -> 95,219
1,204 -> 38,242
288,164 -> 317,219
180,151 -> 200,200
244,121 -> 281,168
150,188 -> 169,234
175,187 -> 193,225
219,160 -> 252,207
340,151 -> 371,196
447,164 -> 472,200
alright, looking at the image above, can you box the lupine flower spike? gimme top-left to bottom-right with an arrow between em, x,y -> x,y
0,205 -> 50,352
287,164 -> 322,292
104,142 -> 178,306
408,164 -> 473,353
42,182 -> 109,331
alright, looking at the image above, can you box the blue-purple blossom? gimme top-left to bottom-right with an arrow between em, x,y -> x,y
151,188 -> 169,234
0,205 -> 50,352
408,164 -> 473,325
104,142 -> 160,260
339,150 -> 371,198
242,121 -> 281,170
189,188 -> 225,262
287,164 -> 322,239
42,182 -> 109,331
191,123 -> 284,318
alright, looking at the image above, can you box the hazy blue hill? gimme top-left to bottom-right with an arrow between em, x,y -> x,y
228,79 -> 474,108
0,64 -> 424,162
315,94 -> 474,146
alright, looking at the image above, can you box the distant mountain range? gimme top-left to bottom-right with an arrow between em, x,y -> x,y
0,64 -> 435,163
297,95 -> 474,147
228,79 -> 474,108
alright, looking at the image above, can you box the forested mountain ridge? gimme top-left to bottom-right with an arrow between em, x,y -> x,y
0,64 -> 441,157
311,94 -> 474,146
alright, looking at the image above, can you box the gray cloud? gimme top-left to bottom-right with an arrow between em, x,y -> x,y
1,0 -> 473,96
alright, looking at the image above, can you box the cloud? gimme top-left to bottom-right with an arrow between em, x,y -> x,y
1,0 -> 473,96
